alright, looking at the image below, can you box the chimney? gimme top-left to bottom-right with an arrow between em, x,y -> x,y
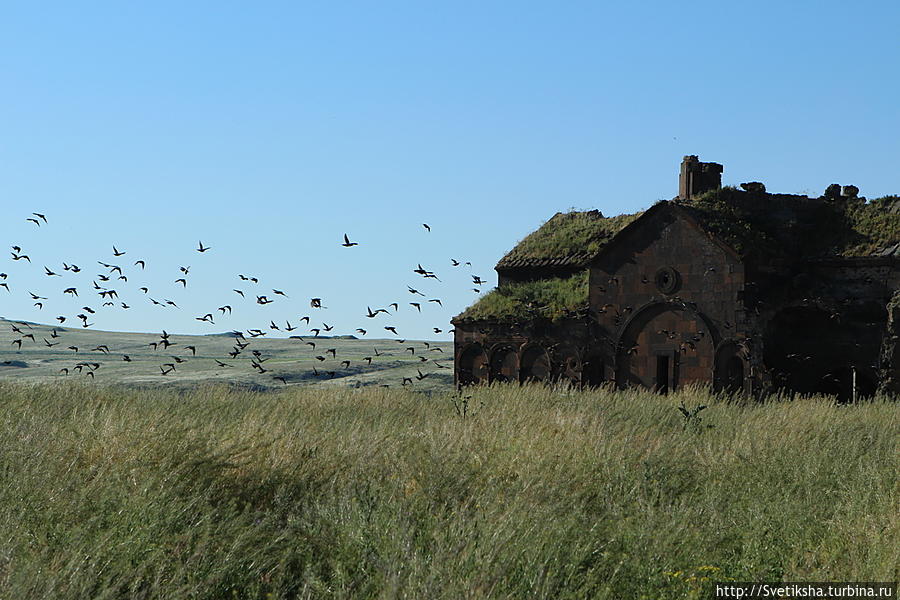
679,155 -> 723,200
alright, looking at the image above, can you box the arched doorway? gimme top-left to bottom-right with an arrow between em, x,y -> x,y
519,345 -> 551,383
616,303 -> 716,392
489,345 -> 518,383
764,306 -> 879,401
457,344 -> 488,386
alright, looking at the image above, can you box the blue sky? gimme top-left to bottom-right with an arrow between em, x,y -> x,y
1,1 -> 898,340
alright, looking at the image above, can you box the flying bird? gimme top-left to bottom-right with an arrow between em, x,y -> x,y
197,241 -> 210,252
341,234 -> 358,247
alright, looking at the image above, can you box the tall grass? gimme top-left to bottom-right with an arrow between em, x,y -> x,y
0,382 -> 896,599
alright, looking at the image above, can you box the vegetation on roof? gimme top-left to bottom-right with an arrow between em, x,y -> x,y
455,271 -> 588,322
680,188 -> 900,260
497,210 -> 641,267
842,195 -> 900,256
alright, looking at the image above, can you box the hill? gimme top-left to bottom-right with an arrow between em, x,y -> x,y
0,319 -> 453,392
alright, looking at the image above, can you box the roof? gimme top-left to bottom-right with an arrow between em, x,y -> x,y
495,210 -> 641,271
453,271 -> 588,323
459,187 -> 898,324
676,188 -> 900,260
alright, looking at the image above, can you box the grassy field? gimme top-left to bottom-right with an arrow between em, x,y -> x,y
0,319 -> 453,392
0,382 -> 896,599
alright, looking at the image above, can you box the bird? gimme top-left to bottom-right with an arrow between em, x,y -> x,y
451,259 -> 459,266
428,299 -> 442,306
44,266 -> 60,276
33,212 -> 47,223
233,289 -> 244,297
366,306 -> 386,318
410,302 -> 421,312
407,286 -> 425,296
273,289 -> 288,298
341,233 -> 358,247
134,260 -> 145,269
310,298 -> 322,308
26,218 -> 40,226
422,224 -> 430,232
384,326 -> 398,335
185,346 -> 197,356
175,278 -> 187,287
197,241 -> 210,252
112,246 -> 125,256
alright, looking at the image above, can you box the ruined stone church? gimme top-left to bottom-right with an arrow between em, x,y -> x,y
452,156 -> 900,400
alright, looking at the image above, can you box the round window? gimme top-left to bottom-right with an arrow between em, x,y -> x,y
654,267 -> 680,294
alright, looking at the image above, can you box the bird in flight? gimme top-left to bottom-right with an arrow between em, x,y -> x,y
422,224 -> 430,232
197,241 -> 210,252
33,212 -> 47,223
112,246 -> 125,257
341,234 -> 358,247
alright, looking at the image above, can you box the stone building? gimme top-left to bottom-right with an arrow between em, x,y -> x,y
452,156 -> 900,400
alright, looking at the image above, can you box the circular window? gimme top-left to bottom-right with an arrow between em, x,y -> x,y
654,267 -> 680,294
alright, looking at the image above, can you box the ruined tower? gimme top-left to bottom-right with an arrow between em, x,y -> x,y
678,155 -> 723,200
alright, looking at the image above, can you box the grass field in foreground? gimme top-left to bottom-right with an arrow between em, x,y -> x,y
0,382 -> 897,599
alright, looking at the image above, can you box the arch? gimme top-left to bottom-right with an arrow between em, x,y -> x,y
763,305 -> 878,401
457,343 -> 488,386
615,301 -> 717,392
714,342 -> 746,395
489,344 -> 518,383
519,344 -> 551,383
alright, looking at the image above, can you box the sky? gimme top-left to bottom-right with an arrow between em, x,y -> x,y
1,1 -> 898,341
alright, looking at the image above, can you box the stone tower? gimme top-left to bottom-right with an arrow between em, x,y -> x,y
679,155 -> 723,200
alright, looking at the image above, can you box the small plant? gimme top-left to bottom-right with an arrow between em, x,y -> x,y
677,400 -> 712,433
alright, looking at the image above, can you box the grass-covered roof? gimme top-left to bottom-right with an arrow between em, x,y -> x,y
679,188 -> 900,260
454,271 -> 588,323
495,210 -> 641,270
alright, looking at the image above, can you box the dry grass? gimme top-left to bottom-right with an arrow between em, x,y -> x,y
455,271 -> 588,322
0,382 -> 896,599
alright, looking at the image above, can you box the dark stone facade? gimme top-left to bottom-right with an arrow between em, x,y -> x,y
453,159 -> 899,400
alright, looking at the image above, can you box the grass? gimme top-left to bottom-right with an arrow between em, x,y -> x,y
455,271 -> 588,322
1,382 -> 897,599
496,210 -> 641,267
0,319 -> 453,392
681,188 -> 899,259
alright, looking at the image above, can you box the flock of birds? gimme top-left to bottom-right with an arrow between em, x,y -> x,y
2,213 -> 491,388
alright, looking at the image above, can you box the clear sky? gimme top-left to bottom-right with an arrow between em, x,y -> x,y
1,1 -> 898,340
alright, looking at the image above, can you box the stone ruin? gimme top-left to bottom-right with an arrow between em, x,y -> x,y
453,156 -> 900,400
